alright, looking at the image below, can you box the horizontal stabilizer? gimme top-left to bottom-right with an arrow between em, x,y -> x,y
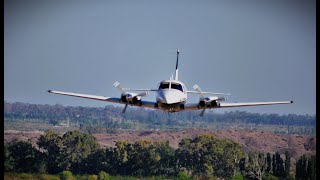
122,88 -> 158,92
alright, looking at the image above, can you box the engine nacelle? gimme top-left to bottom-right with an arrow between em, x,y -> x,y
210,100 -> 220,107
120,93 -> 141,104
198,96 -> 223,108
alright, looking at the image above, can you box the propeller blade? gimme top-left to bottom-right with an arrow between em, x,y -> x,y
222,96 -> 227,101
114,82 -> 127,94
193,84 -> 205,98
135,91 -> 149,97
122,103 -> 128,113
200,108 -> 206,117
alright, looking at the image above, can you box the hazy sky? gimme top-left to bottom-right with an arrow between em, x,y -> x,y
4,0 -> 316,115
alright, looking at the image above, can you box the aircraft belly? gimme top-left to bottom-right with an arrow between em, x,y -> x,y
157,102 -> 184,112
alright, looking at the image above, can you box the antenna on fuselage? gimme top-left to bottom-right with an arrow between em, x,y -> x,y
175,49 -> 179,81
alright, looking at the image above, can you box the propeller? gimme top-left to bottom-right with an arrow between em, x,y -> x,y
114,81 -> 127,94
193,84 -> 207,117
135,91 -> 149,97
122,103 -> 128,113
193,84 -> 229,117
200,109 -> 206,117
114,81 -> 149,113
193,84 -> 205,98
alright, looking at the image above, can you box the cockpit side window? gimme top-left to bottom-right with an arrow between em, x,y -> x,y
158,83 -> 170,90
171,83 -> 183,92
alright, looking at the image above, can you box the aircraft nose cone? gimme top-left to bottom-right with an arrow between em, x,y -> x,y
159,91 -> 180,104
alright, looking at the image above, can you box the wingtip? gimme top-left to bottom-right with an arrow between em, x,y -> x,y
47,90 -> 52,93
291,101 -> 293,103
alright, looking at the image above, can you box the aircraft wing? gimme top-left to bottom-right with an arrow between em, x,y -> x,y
183,101 -> 292,110
182,103 -> 199,110
47,90 -> 158,109
218,101 -> 293,108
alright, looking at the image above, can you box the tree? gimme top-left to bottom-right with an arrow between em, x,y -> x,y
176,135 -> 244,179
240,152 -> 263,180
306,155 -> 316,180
106,140 -> 131,175
82,149 -> 107,174
272,154 -> 276,175
265,153 -> 271,174
60,131 -> 101,173
129,140 -> 155,176
273,152 -> 284,177
150,141 -> 176,176
37,130 -> 100,174
4,143 -> 14,171
284,151 -> 290,178
8,140 -> 44,173
37,130 -> 63,174
296,154 -> 307,180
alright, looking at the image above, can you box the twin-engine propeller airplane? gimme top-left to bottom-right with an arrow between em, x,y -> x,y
48,49 -> 293,117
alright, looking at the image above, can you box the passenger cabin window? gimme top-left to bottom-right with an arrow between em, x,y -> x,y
159,83 -> 169,90
171,83 -> 183,92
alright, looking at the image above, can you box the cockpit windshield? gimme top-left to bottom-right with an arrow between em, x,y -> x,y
159,83 -> 170,89
171,83 -> 183,92
158,82 -> 184,92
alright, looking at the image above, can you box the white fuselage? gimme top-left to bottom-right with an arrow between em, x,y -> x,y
156,80 -> 187,112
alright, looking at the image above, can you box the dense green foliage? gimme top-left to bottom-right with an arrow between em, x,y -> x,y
239,150 -> 295,180
4,130 -> 315,179
37,130 -> 100,174
98,171 -> 111,180
4,172 -> 169,180
295,154 -> 316,180
4,102 -> 316,131
60,170 -> 73,180
4,130 -> 243,178
5,140 -> 46,173
176,135 -> 244,178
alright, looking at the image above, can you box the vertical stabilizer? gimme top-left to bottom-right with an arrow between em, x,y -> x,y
175,49 -> 179,80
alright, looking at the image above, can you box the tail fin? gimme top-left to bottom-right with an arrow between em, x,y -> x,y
174,49 -> 179,80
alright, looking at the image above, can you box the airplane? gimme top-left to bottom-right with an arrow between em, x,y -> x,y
48,49 -> 293,117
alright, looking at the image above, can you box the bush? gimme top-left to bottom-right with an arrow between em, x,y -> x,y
232,174 -> 244,180
17,173 -> 33,179
262,173 -> 279,180
74,174 -> 89,180
88,175 -> 98,180
176,171 -> 189,180
60,171 -> 73,180
98,171 -> 110,180
39,174 -> 60,180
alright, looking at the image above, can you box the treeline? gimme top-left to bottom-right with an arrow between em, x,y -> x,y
4,130 -> 316,179
4,101 -> 316,128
